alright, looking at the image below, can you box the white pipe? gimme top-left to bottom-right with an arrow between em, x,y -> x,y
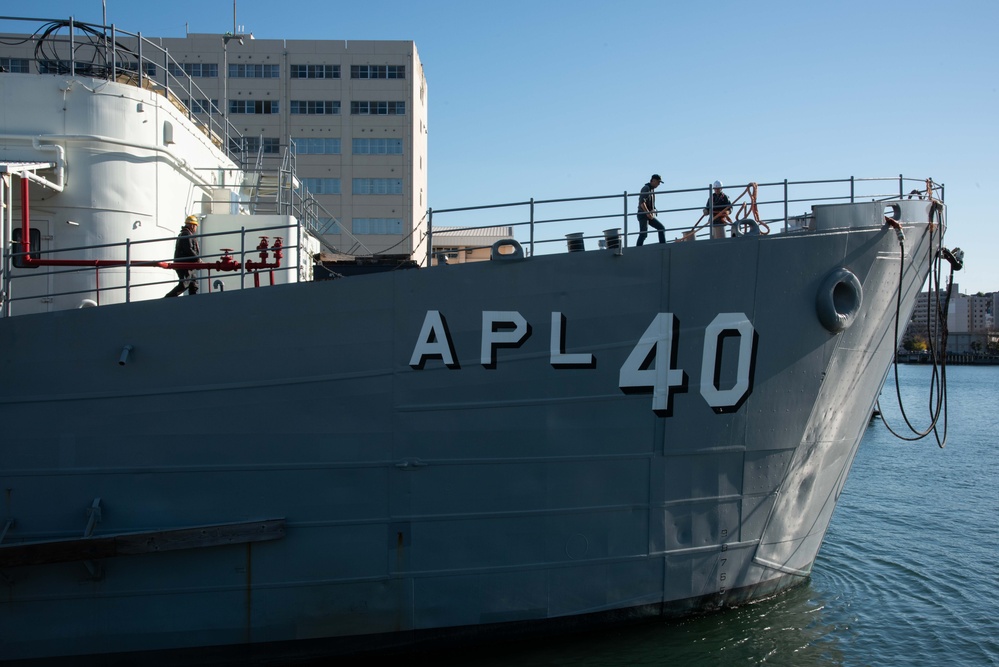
0,133 -> 229,194
41,134 -> 223,192
27,140 -> 66,192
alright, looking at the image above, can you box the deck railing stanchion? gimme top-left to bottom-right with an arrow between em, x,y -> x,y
783,179 -> 789,233
1,175 -> 7,318
622,191 -> 629,249
708,183 -> 714,234
111,26 -> 117,81
899,174 -> 904,199
850,176 -> 855,204
240,227 -> 246,288
136,31 -> 142,89
69,18 -> 76,75
427,208 -> 433,267
125,239 -> 131,303
529,198 -> 535,257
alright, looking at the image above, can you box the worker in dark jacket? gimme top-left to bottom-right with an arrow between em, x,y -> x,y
164,215 -> 201,297
636,174 -> 666,245
704,180 -> 732,239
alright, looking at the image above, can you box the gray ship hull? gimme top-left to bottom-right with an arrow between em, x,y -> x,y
0,201 -> 940,662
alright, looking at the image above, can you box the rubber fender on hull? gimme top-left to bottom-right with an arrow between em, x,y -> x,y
816,267 -> 863,333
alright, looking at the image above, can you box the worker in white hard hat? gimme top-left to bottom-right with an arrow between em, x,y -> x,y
703,180 -> 732,240
164,215 -> 201,297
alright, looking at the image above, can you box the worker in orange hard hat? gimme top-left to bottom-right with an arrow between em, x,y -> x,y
164,215 -> 201,297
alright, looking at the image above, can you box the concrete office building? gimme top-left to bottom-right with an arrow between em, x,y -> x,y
162,34 -> 429,265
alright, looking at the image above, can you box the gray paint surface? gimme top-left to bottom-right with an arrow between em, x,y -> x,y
0,198 -> 942,661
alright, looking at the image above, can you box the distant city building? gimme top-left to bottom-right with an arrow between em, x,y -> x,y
431,226 -> 514,266
903,283 -> 996,355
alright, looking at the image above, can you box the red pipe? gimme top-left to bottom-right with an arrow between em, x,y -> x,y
16,177 -> 281,279
245,237 -> 284,287
19,176 -> 31,262
244,237 -> 284,272
16,177 -> 243,271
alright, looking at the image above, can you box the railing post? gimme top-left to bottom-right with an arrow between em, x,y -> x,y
1,175 -> 8,318
240,226 -> 246,289
622,191 -> 629,249
783,179 -> 789,233
125,238 -> 131,303
103,21 -> 109,76
69,17 -> 76,75
426,208 -> 433,267
529,198 -> 535,257
136,31 -> 142,89
111,25 -> 117,81
708,183 -> 714,233
850,176 -> 855,203
898,173 -> 903,199
162,48 -> 169,97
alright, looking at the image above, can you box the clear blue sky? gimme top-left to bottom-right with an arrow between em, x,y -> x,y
26,0 -> 999,293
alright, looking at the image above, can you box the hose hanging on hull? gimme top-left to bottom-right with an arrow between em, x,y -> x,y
879,189 -> 959,448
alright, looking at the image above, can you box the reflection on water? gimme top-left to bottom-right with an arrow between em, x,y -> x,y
417,579 -> 846,667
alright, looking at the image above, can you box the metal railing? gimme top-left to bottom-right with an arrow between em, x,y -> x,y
0,175 -> 943,314
231,141 -> 369,257
2,219 -> 308,316
425,175 -> 943,266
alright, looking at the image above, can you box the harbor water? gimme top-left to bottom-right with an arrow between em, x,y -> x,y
423,364 -> 999,666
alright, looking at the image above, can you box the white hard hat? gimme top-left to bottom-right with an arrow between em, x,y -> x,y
712,180 -> 723,189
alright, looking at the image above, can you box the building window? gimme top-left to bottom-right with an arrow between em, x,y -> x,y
229,99 -> 280,114
183,98 -> 220,114
293,138 -> 341,154
301,178 -> 341,195
350,101 -> 405,115
167,63 -> 218,78
352,138 -> 403,155
290,100 -> 340,115
290,64 -> 339,79
352,218 -> 403,234
228,63 -> 280,78
0,58 -> 30,73
232,137 -> 282,154
115,61 -> 157,77
350,65 -> 405,79
38,60 -> 76,74
352,179 -> 403,195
